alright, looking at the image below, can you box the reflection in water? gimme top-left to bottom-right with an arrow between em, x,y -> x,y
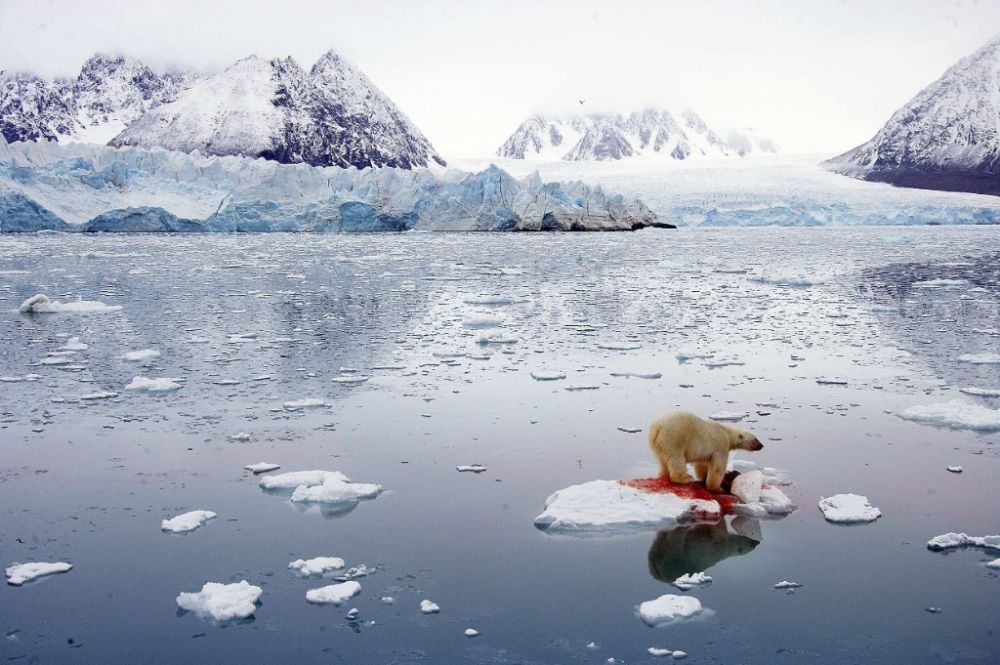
648,517 -> 762,583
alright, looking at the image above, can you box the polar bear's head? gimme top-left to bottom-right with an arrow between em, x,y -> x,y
725,426 -> 764,452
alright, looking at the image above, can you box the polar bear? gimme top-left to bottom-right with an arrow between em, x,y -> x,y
648,410 -> 763,492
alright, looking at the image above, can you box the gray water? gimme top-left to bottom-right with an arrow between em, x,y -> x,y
1,228 -> 998,664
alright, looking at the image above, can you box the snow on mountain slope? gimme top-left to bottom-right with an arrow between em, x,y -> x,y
825,38 -> 1000,195
0,137 -> 654,232
498,108 -> 773,162
110,50 -> 445,170
0,72 -> 77,142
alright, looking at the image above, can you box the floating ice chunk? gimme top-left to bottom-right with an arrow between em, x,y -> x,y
648,647 -> 671,657
420,599 -> 440,614
121,349 -> 160,362
18,294 -> 122,314
749,273 -> 818,287
818,494 -> 881,523
816,378 -> 849,385
731,470 -> 763,504
464,628 -> 480,637
898,400 -> 1000,432
709,411 -> 748,422
259,470 -> 345,491
289,557 -> 346,576
463,296 -> 516,306
337,564 -> 374,581
306,581 -> 361,605
176,581 -> 262,621
476,331 -> 517,345
245,462 -> 280,474
125,376 -> 182,393
462,316 -> 502,329
58,337 -> 88,352
534,480 -> 721,532
774,580 -> 802,589
959,387 -> 1000,397
610,371 -> 662,379
80,391 -> 118,401
229,432 -> 251,442
331,375 -> 368,385
39,355 -> 74,365
705,358 -> 744,368
618,426 -> 643,434
282,398 -> 330,410
457,464 -> 487,473
671,651 -> 687,660
597,343 -> 642,351
675,349 -> 714,361
673,572 -> 712,590
987,559 -> 1000,569
946,466 -> 963,473
530,370 -> 566,381
564,384 -> 601,391
926,533 -> 1000,552
5,561 -> 72,586
637,594 -> 707,627
756,487 -> 797,515
291,476 -> 383,504
957,353 -> 1000,365
913,279 -> 968,288
161,510 -> 216,534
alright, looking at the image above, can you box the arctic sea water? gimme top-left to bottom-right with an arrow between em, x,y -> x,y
1,227 -> 998,664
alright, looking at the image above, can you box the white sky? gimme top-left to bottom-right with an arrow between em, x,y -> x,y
1,0 -> 997,158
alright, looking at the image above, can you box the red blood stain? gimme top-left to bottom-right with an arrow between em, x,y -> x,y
620,476 -> 739,515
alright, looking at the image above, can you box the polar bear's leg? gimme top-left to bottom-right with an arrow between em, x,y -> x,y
705,453 -> 727,492
667,455 -> 695,484
693,462 -> 709,481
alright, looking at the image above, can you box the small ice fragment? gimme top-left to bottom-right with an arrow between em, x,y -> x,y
420,599 -> 440,614
673,572 -> 712,590
161,510 -> 216,534
282,398 -> 330,410
80,391 -> 118,401
959,387 -> 1000,397
5,562 -> 72,586
675,349 -> 713,361
346,608 -> 359,619
946,466 -> 963,473
121,349 -> 160,362
462,316 -> 502,329
816,378 -> 848,385
229,432 -> 251,442
305,581 -> 361,605
925,607 -> 943,614
774,580 -> 802,589
709,411 -> 748,422
381,596 -> 395,604
125,376 -> 182,393
986,558 -> 1000,569
289,557 -> 346,576
898,400 -> 1000,432
648,647 -> 672,657
610,371 -> 662,379
464,628 -> 479,637
597,343 -> 642,351
957,353 -> 1000,365
331,376 -> 369,385
637,594 -> 706,626
926,533 -> 1000,552
457,464 -> 487,473
176,581 -> 261,621
530,370 -> 566,381
672,651 -> 688,660
564,384 -> 600,391
58,337 -> 88,352
245,462 -> 280,474
19,294 -> 121,314
618,426 -> 642,433
818,494 -> 881,523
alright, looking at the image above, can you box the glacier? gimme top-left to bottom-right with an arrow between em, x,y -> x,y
0,136 -> 657,233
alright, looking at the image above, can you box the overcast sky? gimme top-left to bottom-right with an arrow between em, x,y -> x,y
1,0 -> 997,158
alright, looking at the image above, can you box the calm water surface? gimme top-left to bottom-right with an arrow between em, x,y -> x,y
1,228 -> 998,664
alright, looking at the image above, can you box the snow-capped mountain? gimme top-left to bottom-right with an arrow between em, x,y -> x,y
111,50 -> 445,169
498,108 -> 776,161
825,38 -> 1000,195
0,54 -> 196,145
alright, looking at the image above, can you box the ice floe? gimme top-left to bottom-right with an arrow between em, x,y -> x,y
774,580 -> 802,589
672,572 -> 712,591
457,464 -> 487,473
289,557 -> 346,576
957,353 -> 1000,364
259,470 -> 383,505
229,432 -> 251,442
58,337 -> 88,352
18,294 -> 122,314
121,349 -> 160,362
462,315 -> 502,329
306,581 -> 361,605
898,400 -> 1000,432
610,371 -> 662,379
282,398 -> 331,411
464,628 -> 480,637
530,370 -> 566,381
926,533 -> 1000,552
637,594 -> 708,627
597,343 -> 642,351
331,375 -> 369,385
5,561 -> 73,586
420,599 -> 440,614
245,462 -> 280,474
176,581 -> 262,621
818,494 -> 881,523
161,510 -> 216,534
125,376 -> 182,393
959,387 -> 1000,397
647,647 -> 687,659
709,411 -> 748,422
946,466 -> 963,473
80,390 -> 118,401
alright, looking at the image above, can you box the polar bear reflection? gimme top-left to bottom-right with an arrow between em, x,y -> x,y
648,517 -> 761,584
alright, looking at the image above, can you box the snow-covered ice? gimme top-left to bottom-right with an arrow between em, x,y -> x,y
898,400 -> 1000,431
120,349 -> 160,362
818,494 -> 881,523
637,594 -> 708,627
464,628 -> 480,637
80,390 -> 118,401
289,475 -> 384,504
530,370 -> 566,381
259,470 -> 341,490
229,432 -> 252,442
289,557 -> 346,576
161,510 -> 216,533
282,398 -> 330,410
946,466 -> 963,473
774,580 -> 802,589
926,533 -> 1000,552
648,647 -> 688,659
176,581 -> 262,621
957,353 -> 1000,364
673,572 -> 712,590
245,462 -> 280,474
18,294 -> 122,314
709,411 -> 748,422
125,376 -> 182,393
959,387 -> 1000,397
420,599 -> 440,614
305,581 -> 361,605
5,561 -> 73,586
457,464 -> 487,473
